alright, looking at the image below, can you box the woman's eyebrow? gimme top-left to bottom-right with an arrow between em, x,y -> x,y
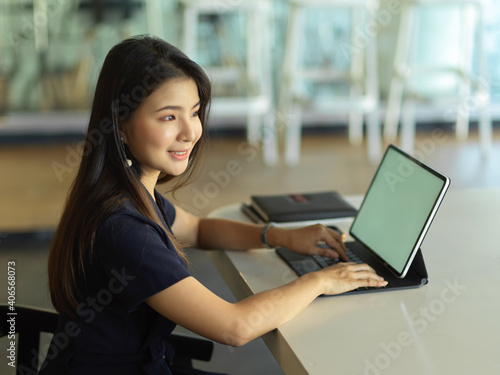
154,101 -> 201,112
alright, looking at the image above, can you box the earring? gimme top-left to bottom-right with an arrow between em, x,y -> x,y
120,137 -> 133,167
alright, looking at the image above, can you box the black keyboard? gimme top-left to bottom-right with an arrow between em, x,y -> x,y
289,246 -> 362,275
313,247 -> 363,267
288,246 -> 387,292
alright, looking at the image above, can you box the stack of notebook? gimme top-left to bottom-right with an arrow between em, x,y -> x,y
241,191 -> 357,224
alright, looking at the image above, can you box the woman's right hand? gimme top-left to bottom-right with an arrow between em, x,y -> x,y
317,262 -> 387,295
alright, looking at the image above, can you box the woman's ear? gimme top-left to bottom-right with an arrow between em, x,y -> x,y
119,130 -> 127,144
119,122 -> 128,144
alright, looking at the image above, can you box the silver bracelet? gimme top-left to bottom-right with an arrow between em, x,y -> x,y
261,222 -> 278,248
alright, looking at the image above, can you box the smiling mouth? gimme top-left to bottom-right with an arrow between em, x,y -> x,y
168,149 -> 191,160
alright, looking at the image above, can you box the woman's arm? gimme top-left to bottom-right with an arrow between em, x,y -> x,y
171,204 -> 348,259
147,263 -> 386,346
170,204 -> 200,246
198,218 -> 347,259
163,205 -> 386,345
170,204 -> 261,250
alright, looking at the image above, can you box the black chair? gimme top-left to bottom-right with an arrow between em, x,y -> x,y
0,304 -> 214,374
1,305 -> 58,375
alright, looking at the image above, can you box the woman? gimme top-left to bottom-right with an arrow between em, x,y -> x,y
40,35 -> 386,375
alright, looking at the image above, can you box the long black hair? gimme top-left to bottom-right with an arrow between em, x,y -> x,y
48,35 -> 211,316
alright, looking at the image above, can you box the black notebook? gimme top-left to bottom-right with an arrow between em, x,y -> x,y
243,191 -> 357,223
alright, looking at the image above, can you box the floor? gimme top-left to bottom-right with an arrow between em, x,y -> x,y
1,125 -> 499,374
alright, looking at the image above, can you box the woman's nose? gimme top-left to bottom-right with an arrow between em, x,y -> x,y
178,116 -> 197,142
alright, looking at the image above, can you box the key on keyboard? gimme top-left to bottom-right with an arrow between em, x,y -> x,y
290,259 -> 322,275
312,246 -> 363,267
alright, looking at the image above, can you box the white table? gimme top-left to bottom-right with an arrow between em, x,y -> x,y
207,189 -> 500,375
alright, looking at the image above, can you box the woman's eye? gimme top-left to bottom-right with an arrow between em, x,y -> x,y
161,115 -> 175,121
192,111 -> 199,117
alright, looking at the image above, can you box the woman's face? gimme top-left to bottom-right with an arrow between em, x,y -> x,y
121,77 -> 202,178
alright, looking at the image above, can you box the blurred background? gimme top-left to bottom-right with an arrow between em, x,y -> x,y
2,0 -> 500,130
1,1 -> 500,374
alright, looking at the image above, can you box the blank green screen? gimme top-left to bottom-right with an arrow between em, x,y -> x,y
350,147 -> 446,274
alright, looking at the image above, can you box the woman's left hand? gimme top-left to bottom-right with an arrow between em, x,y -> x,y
267,224 -> 348,261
